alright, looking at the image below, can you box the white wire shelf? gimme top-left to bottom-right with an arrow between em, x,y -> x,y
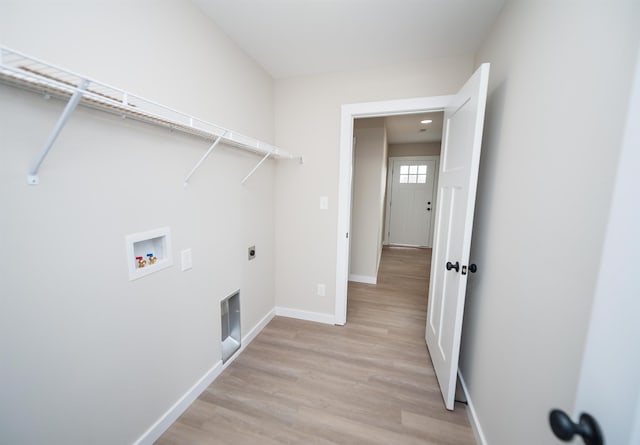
0,46 -> 302,185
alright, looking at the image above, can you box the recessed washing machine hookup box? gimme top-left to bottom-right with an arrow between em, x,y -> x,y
125,227 -> 173,281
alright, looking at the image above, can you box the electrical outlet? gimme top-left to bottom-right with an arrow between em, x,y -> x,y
181,249 -> 192,271
317,284 -> 326,297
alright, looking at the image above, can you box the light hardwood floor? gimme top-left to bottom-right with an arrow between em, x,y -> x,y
156,247 -> 475,444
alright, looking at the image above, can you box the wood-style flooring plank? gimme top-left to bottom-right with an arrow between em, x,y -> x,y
155,247 -> 475,444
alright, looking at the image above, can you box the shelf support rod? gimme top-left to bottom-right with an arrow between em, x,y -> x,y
27,78 -> 89,185
241,152 -> 271,185
183,131 -> 227,186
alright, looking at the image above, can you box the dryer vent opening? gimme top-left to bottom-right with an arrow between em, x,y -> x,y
221,291 -> 241,363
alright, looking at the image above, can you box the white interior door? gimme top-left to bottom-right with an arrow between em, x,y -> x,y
387,158 -> 436,247
555,47 -> 640,445
425,63 -> 490,410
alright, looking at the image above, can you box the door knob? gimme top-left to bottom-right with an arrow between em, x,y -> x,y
446,261 -> 460,272
549,409 -> 603,445
469,264 -> 477,273
427,207 -> 431,211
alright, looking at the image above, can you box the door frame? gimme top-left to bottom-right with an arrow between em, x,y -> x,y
335,95 -> 454,325
384,155 -> 440,247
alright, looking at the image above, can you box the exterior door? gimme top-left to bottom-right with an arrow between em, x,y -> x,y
425,63 -> 490,410
387,158 -> 437,247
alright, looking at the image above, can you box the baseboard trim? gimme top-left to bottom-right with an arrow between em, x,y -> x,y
243,308 -> 275,348
349,274 -> 377,284
222,308 -> 275,370
458,369 -> 487,445
133,308 -> 275,445
133,361 -> 223,445
275,306 -> 335,325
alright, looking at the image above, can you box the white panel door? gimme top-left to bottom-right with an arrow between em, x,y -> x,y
425,63 -> 489,410
553,47 -> 640,445
388,159 -> 436,247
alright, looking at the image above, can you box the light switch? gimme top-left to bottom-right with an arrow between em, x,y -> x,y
181,249 -> 192,271
317,284 -> 326,296
320,196 -> 329,210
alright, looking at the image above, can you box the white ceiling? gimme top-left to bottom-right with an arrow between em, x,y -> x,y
385,112 -> 444,144
192,0 -> 506,79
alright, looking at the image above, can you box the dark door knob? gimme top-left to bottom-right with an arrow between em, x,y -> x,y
549,409 -> 603,445
427,207 -> 431,211
469,264 -> 477,273
446,261 -> 460,272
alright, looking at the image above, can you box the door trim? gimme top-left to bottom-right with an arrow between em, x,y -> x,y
384,156 -> 440,247
335,95 -> 454,325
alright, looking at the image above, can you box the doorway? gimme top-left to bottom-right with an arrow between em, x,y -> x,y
335,95 -> 453,325
337,65 -> 490,411
349,114 -> 443,283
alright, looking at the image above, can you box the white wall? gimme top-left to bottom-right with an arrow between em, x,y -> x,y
388,142 -> 441,157
273,57 -> 474,316
0,0 -> 273,141
459,1 -> 640,444
350,118 -> 388,282
0,1 -> 277,443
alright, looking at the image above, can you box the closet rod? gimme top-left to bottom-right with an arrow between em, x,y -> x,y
0,46 -> 302,185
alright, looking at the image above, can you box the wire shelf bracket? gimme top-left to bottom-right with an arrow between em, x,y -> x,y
241,152 -> 271,185
241,151 -> 304,185
183,131 -> 227,186
26,78 -> 89,185
0,46 -> 303,185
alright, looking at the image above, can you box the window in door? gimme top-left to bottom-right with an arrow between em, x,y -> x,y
399,164 -> 428,184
